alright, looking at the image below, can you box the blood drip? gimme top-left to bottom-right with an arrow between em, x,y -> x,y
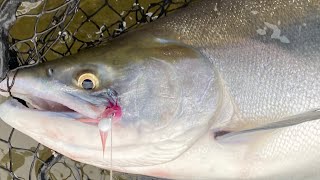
77,100 -> 122,156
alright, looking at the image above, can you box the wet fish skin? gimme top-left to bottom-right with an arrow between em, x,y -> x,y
151,0 -> 320,127
0,0 -> 320,179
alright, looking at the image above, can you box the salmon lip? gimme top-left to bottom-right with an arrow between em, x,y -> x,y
11,93 -> 122,122
12,94 -> 97,119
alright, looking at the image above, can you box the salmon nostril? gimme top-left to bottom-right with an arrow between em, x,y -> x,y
47,68 -> 54,77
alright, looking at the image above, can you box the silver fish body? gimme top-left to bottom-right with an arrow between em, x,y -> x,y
0,0 -> 320,179
153,0 -> 320,128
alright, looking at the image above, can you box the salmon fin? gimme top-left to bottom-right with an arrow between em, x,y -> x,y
216,109 -> 320,144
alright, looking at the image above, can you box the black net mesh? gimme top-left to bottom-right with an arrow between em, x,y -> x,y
9,0 -> 190,68
0,0 -> 191,179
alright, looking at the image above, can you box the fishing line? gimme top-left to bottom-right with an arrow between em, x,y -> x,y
110,116 -> 113,180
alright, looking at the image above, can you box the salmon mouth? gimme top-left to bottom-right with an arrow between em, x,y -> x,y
1,86 -> 123,159
10,92 -> 121,122
16,96 -> 75,112
11,94 -> 97,119
0,70 -> 121,120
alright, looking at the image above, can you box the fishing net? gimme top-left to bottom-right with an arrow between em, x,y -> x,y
0,0 -> 191,179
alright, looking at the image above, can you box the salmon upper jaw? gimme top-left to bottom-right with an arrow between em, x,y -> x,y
12,93 -> 115,121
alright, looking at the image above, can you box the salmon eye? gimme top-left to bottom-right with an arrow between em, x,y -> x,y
77,73 -> 99,90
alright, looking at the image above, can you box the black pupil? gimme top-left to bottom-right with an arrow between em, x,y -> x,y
82,79 -> 94,90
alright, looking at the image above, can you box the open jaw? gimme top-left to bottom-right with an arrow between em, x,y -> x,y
12,92 -> 121,122
0,91 -> 193,169
0,96 -> 185,176
0,85 -> 126,158
15,95 -> 87,118
12,90 -> 123,154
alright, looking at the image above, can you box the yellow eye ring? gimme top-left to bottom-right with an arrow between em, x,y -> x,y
77,73 -> 99,90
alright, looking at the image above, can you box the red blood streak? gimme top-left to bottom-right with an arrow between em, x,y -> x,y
77,100 -> 122,156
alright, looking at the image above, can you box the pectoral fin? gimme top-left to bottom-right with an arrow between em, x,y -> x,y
216,109 -> 320,144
